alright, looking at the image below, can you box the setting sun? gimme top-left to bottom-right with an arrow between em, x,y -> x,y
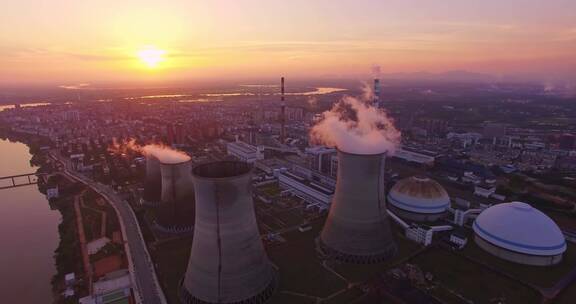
137,46 -> 166,68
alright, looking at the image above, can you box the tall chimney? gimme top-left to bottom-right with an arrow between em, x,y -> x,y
156,157 -> 195,233
374,78 -> 381,108
280,77 -> 286,144
181,161 -> 276,303
143,154 -> 161,204
319,150 -> 396,263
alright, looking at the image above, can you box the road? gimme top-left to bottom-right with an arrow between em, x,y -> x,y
51,152 -> 167,304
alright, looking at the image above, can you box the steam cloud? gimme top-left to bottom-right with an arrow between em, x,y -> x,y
141,144 -> 190,164
307,96 -> 319,108
109,139 -> 190,164
310,91 -> 400,155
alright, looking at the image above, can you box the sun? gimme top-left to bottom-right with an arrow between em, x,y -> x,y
137,46 -> 166,68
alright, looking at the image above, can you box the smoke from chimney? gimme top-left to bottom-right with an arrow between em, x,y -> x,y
310,89 -> 400,155
141,144 -> 190,164
109,139 -> 190,164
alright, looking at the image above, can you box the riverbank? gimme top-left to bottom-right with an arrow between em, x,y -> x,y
1,130 -> 133,303
0,134 -> 62,303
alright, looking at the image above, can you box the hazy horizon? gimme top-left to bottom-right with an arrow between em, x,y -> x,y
1,0 -> 575,85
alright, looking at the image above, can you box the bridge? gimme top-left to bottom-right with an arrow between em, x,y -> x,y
0,173 -> 46,190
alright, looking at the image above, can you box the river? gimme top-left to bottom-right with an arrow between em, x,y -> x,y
0,138 -> 60,303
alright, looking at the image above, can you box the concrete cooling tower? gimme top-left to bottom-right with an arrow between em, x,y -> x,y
142,154 -> 161,204
156,157 -> 195,233
319,150 -> 397,264
181,161 -> 276,304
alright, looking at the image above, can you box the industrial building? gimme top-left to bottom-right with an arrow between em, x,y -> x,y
226,140 -> 264,163
473,202 -> 567,266
156,157 -> 195,233
305,146 -> 336,175
319,150 -> 397,264
181,161 -> 276,304
394,146 -> 438,165
278,171 -> 334,206
387,176 -> 450,222
79,270 -> 132,304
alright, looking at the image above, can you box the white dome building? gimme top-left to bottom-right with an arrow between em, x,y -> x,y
473,202 -> 566,266
387,176 -> 450,222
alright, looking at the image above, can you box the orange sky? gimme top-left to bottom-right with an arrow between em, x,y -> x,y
1,0 -> 575,85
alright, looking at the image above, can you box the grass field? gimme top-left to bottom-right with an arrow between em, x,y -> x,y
267,223 -> 347,299
150,237 -> 193,304
258,184 -> 282,197
463,240 -> 576,288
555,281 -> 576,304
411,247 -> 541,304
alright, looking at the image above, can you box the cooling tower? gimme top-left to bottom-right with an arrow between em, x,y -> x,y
156,157 -> 195,233
181,161 -> 276,304
143,154 -> 161,204
319,150 -> 396,263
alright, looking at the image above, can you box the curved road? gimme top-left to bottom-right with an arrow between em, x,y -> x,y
51,152 -> 167,304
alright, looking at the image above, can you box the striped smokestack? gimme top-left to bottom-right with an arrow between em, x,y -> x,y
280,77 -> 286,144
374,78 -> 381,108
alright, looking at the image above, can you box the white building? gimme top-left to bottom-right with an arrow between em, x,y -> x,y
79,269 -> 132,304
46,186 -> 59,199
405,224 -> 453,246
406,225 -> 434,246
449,230 -> 468,249
474,183 -> 496,198
278,171 -> 334,206
394,146 -> 438,165
226,141 -> 264,163
447,132 -> 482,148
305,146 -> 336,175
87,237 -> 111,255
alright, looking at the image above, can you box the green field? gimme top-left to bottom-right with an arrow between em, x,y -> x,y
267,223 -> 347,299
555,281 -> 576,304
151,237 -> 193,304
411,247 -> 541,304
463,241 -> 576,288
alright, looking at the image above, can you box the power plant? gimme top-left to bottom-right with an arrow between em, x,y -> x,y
319,150 -> 397,263
181,161 -> 276,304
156,156 -> 195,233
142,154 -> 162,204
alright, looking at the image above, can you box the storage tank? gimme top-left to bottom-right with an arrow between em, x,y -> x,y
181,161 -> 276,304
473,202 -> 566,266
156,156 -> 195,233
387,176 -> 450,222
319,150 -> 396,263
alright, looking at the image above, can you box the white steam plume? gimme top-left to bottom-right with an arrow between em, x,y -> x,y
307,96 -> 319,108
310,93 -> 400,155
109,139 -> 190,164
141,144 -> 190,164
360,81 -> 374,102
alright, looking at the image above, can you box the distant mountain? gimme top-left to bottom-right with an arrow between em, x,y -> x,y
383,70 -> 497,83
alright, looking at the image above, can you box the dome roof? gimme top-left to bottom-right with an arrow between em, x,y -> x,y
473,202 -> 566,256
387,176 -> 450,214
